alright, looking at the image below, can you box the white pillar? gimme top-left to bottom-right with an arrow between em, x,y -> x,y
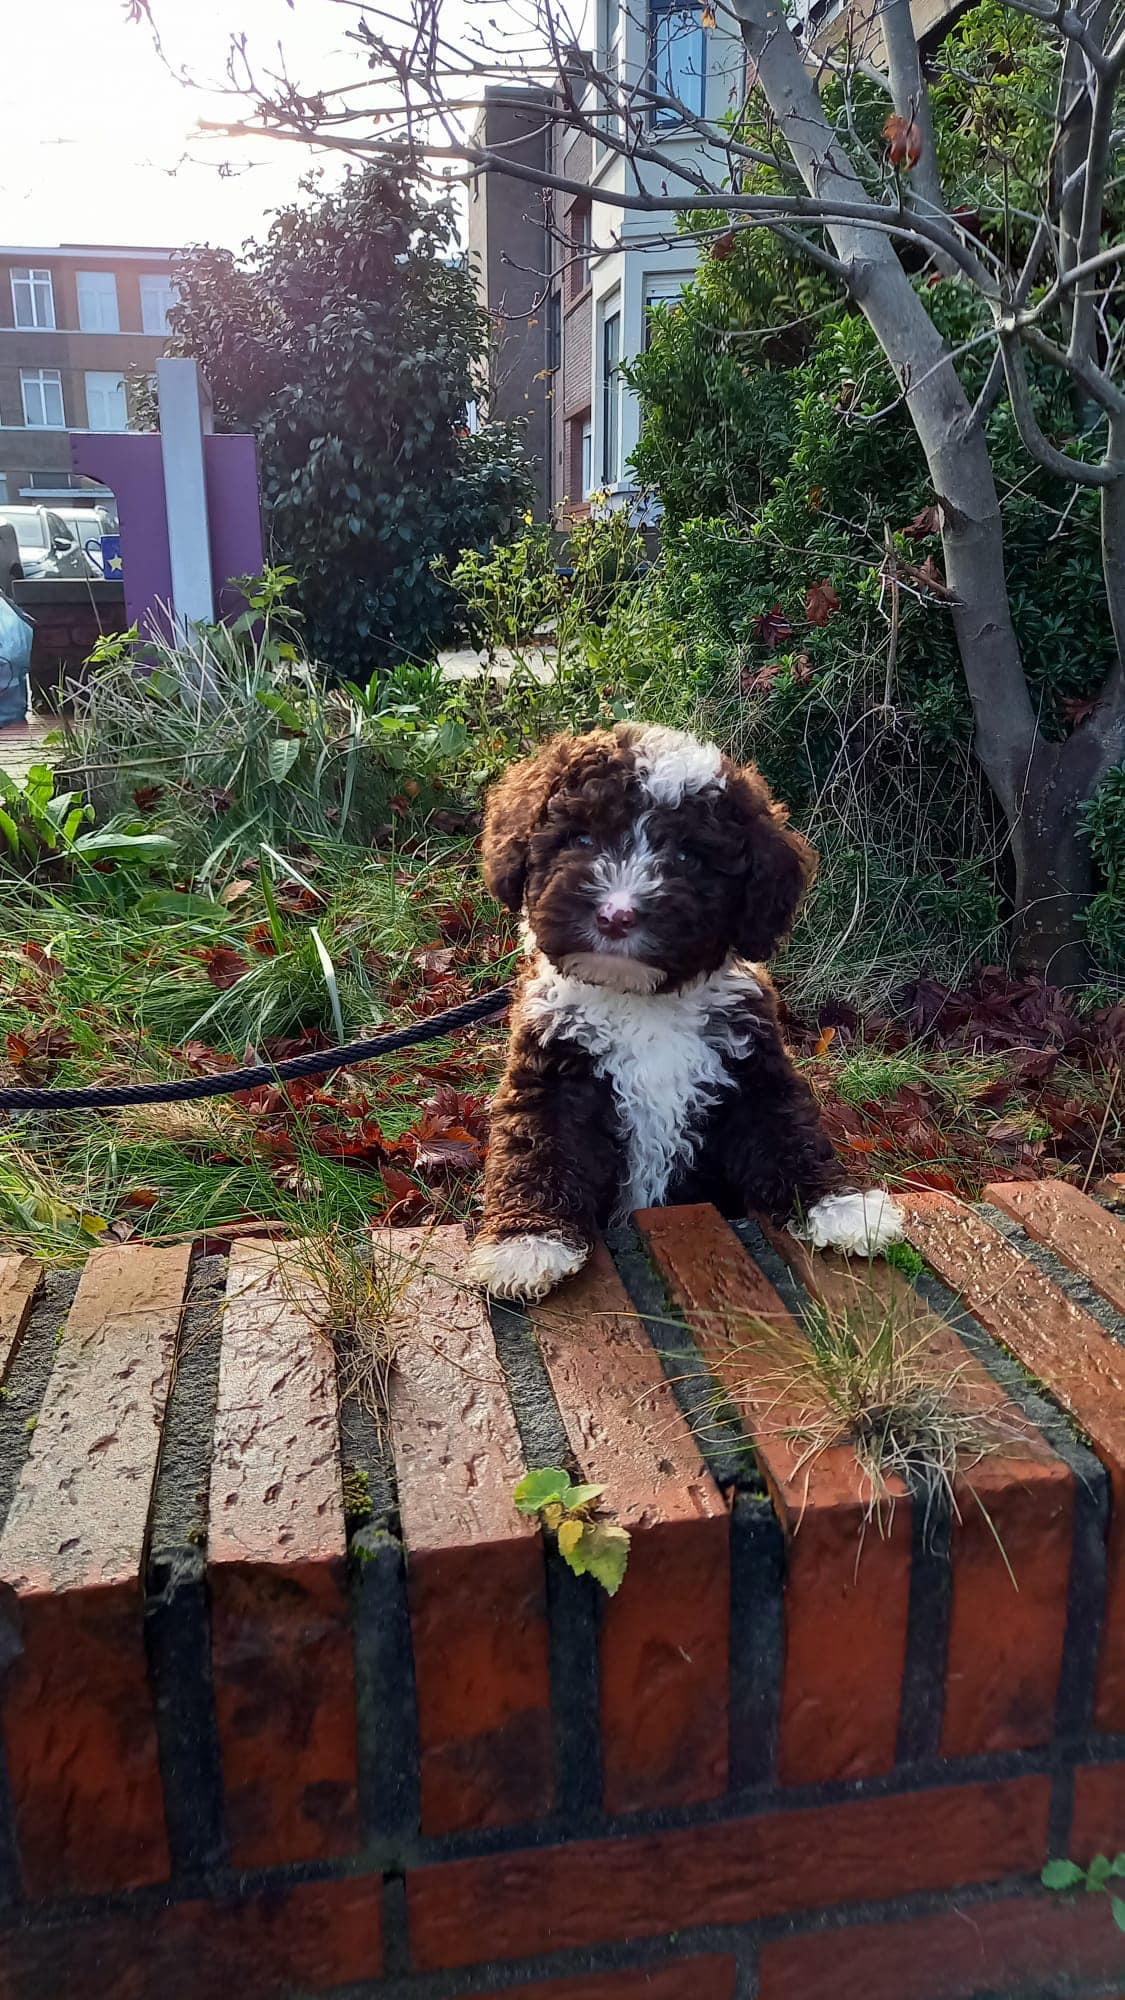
157,357 -> 215,635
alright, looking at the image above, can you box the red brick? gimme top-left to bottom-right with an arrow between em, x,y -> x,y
0,1243 -> 191,1895
0,1874 -> 380,2000
758,1893 -> 1125,2000
903,1194 -> 1125,1731
1073,1763 -> 1125,1858
0,1256 -> 40,1383
208,1241 -> 357,1867
987,1178 -> 1125,1317
636,1204 -> 911,1783
407,1774 -> 1049,1971
532,1241 -> 729,1812
761,1223 -> 1073,1758
475,1962 -> 737,2000
385,1225 -> 553,1834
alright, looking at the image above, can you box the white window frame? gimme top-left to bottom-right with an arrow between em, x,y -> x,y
643,273 -> 690,346
11,267 -> 55,330
581,418 -> 593,498
77,270 -> 120,334
20,368 -> 65,429
139,273 -> 177,336
85,370 -> 128,432
600,302 -> 623,486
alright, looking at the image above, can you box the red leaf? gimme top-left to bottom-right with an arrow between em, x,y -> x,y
21,941 -> 63,979
413,1134 -> 481,1173
710,228 -> 736,260
905,505 -> 941,540
122,1188 -> 160,1210
5,1032 -> 31,1064
436,895 -> 477,941
414,943 -> 457,977
898,1167 -> 959,1192
792,651 -> 815,685
884,113 -> 924,168
805,580 -> 840,627
741,661 -> 782,696
132,785 -> 164,812
247,922 -> 280,957
1061,694 -> 1100,728
753,605 -> 793,646
200,945 -> 251,991
203,787 -> 234,814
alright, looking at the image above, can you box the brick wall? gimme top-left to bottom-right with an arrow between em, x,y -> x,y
2,1189 -> 1125,1998
11,579 -> 126,709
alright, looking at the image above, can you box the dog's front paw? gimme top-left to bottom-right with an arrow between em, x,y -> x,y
793,1188 -> 905,1257
467,1232 -> 589,1302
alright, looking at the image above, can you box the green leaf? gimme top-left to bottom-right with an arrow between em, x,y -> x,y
1041,1860 -> 1086,1891
1087,1853 -> 1112,1891
134,889 -> 226,920
513,1468 -> 572,1515
0,807 -> 19,857
1112,1897 -> 1125,1932
560,1482 -> 606,1511
72,832 -> 176,862
563,1520 -> 631,1596
1110,1854 -> 1125,1878
311,925 -> 344,1042
256,689 -> 306,731
267,737 -> 301,784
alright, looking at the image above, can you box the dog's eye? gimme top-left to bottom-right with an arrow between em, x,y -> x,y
567,832 -> 595,849
676,846 -> 696,866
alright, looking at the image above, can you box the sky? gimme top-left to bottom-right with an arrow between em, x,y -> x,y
1,0 -> 370,252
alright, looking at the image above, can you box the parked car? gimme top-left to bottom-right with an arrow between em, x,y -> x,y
0,523 -> 19,596
0,506 -> 87,581
54,506 -> 119,577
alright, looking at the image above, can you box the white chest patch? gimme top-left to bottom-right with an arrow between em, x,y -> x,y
523,955 -> 761,1212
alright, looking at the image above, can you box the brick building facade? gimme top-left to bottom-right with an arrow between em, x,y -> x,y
0,244 -> 176,510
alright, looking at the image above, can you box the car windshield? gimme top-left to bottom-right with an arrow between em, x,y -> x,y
1,514 -> 48,550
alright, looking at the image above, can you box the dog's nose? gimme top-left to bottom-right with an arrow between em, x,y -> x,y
596,902 -> 638,939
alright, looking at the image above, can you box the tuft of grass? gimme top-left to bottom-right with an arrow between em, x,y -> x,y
827,1046 -> 1004,1109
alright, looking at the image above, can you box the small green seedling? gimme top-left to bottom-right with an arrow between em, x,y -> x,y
1042,1854 -> 1125,1931
513,1468 -> 631,1596
885,1241 -> 924,1278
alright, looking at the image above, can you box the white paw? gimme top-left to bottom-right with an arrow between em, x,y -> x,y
467,1232 -> 589,1302
793,1189 -> 905,1257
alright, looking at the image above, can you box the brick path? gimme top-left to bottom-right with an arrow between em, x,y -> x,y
0,1177 -> 1124,1997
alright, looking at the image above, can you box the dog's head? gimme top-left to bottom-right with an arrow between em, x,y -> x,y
481,723 -> 814,992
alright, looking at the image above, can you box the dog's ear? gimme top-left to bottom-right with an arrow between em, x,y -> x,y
480,735 -> 578,912
726,767 -> 816,961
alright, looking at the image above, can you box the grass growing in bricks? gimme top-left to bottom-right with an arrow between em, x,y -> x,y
676,1283 -> 1026,1534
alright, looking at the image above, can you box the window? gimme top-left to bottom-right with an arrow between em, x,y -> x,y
77,270 -> 120,334
85,371 -> 127,432
0,476 -> 7,505
11,267 -> 55,330
570,204 -> 591,299
547,291 -> 562,372
644,275 -> 688,346
651,1 -> 706,122
139,273 -> 177,335
581,419 -> 593,497
598,0 -> 622,141
601,308 -> 622,485
20,368 -> 65,428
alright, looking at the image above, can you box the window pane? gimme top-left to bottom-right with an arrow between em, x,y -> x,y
21,369 -> 64,428
602,310 -> 621,484
140,274 -> 177,335
652,8 -> 706,118
85,371 -> 127,432
77,271 -> 120,334
11,267 -> 55,330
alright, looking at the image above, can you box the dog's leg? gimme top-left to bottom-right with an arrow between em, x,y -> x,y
468,1031 -> 618,1303
714,1025 -> 904,1257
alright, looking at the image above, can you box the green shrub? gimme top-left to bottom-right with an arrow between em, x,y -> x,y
1083,766 -> 1125,971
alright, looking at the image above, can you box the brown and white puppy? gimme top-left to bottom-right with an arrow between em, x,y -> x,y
468,722 -> 903,1302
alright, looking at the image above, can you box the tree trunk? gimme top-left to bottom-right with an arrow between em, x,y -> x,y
1008,740 -> 1097,985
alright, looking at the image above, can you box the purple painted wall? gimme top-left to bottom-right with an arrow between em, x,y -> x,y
70,432 -> 266,640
